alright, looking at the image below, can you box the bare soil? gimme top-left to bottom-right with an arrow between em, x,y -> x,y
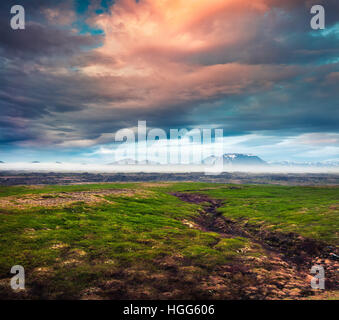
171,192 -> 339,299
0,189 -> 151,209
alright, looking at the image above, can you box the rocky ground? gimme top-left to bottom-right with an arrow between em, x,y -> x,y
172,192 -> 339,299
1,172 -> 339,186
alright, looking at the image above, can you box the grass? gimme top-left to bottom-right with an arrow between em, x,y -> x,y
195,184 -> 339,244
0,182 -> 337,299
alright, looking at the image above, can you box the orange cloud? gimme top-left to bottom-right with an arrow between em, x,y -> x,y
92,0 -> 269,62
79,0 -> 297,110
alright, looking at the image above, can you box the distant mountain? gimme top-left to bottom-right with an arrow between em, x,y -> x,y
108,159 -> 136,165
108,154 -> 266,166
269,160 -> 339,167
203,153 -> 267,166
31,161 -> 40,163
0,161 -> 4,163
137,160 -> 160,165
108,159 -> 160,165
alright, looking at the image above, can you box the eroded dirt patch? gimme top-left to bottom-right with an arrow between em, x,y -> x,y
0,189 -> 152,209
172,192 -> 339,299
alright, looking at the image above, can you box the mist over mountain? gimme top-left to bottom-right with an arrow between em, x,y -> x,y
108,159 -> 160,165
269,160 -> 339,168
203,154 -> 267,166
0,153 -> 338,174
16,154 -> 339,168
108,154 -> 267,166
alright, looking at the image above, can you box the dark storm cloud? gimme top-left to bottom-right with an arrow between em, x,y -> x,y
169,0 -> 339,66
0,0 -> 338,151
0,21 -> 99,59
0,1 -> 101,61
0,1 -> 104,145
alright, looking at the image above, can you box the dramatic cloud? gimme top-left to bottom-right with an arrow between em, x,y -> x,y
0,0 -> 338,163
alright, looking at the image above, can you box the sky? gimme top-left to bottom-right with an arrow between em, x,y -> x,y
0,0 -> 339,165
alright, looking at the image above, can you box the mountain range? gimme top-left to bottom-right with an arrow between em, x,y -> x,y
108,159 -> 160,165
268,160 -> 339,167
108,154 -> 339,167
109,154 -> 268,166
203,153 -> 267,166
2,155 -> 338,167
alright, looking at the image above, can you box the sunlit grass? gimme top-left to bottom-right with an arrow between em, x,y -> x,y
0,182 -> 337,299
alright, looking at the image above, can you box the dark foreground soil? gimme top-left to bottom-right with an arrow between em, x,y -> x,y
1,189 -> 337,300
171,192 -> 339,299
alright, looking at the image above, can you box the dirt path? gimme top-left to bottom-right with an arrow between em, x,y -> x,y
172,192 -> 339,299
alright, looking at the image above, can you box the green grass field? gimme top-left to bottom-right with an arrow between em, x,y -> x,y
0,182 -> 338,299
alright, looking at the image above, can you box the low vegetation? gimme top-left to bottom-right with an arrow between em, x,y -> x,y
0,182 -> 337,299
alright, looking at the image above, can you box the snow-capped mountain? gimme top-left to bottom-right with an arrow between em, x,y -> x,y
108,154 -> 267,166
203,153 -> 267,166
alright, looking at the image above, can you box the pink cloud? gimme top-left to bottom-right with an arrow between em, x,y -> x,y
72,0 -> 302,110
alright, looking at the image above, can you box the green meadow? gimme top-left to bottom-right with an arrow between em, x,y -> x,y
0,182 -> 337,299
